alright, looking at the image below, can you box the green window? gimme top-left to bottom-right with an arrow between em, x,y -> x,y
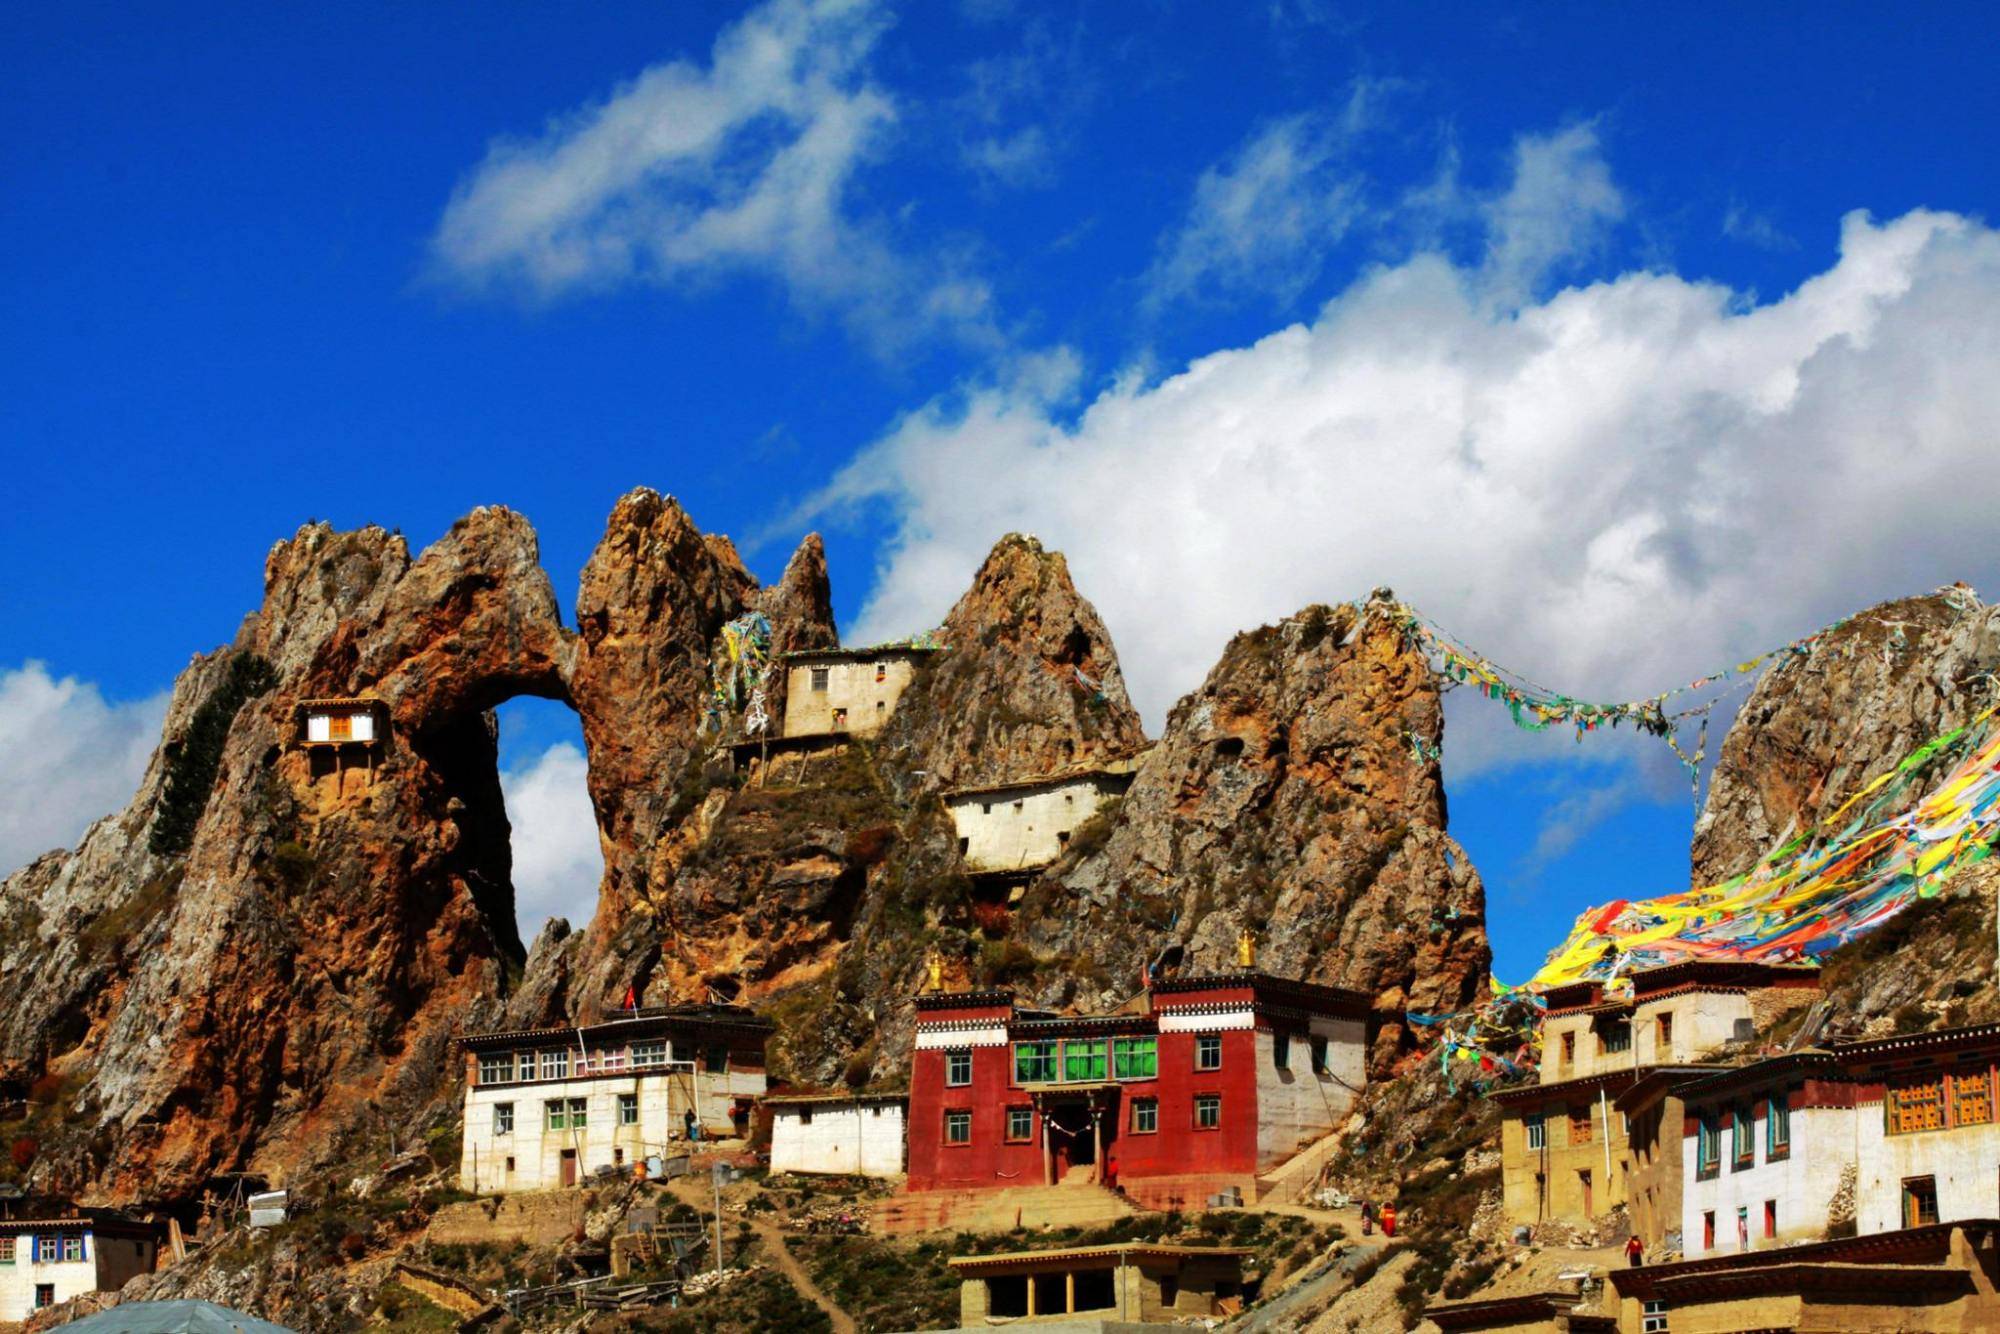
1113,1036 -> 1158,1080
568,1097 -> 588,1130
1014,1041 -> 1057,1083
1731,1105 -> 1753,1166
1063,1039 -> 1107,1082
545,1099 -> 568,1132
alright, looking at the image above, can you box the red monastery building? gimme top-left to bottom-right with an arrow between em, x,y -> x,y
905,959 -> 1371,1210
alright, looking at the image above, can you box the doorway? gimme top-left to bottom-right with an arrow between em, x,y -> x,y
560,1148 -> 578,1187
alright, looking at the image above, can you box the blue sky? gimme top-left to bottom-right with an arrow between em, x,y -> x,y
5,1 -> 1998,979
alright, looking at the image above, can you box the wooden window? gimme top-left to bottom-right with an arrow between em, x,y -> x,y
1524,1113 -> 1545,1151
1195,1035 -> 1222,1071
478,1054 -> 512,1084
1763,1198 -> 1777,1238
1014,1041 -> 1056,1083
705,1045 -> 729,1074
1112,1036 -> 1157,1079
944,1110 -> 972,1144
0,1237 -> 13,1264
1732,1106 -> 1755,1168
1657,1012 -> 1674,1049
329,713 -> 352,741
1561,1032 -> 1575,1067
1696,1114 -> 1720,1179
1889,1076 -> 1946,1134
516,1052 -> 536,1081
810,667 -> 829,691
1005,1107 -> 1033,1141
545,1099 -> 568,1132
946,1049 -> 973,1087
493,1102 -> 513,1136
1767,1095 -> 1790,1158
1903,1175 -> 1939,1227
1642,1298 -> 1669,1333
1132,1099 -> 1158,1134
1600,1022 -> 1631,1055
1569,1104 -> 1593,1145
1579,1169 -> 1593,1216
632,1040 -> 666,1068
1195,1094 -> 1221,1129
1702,1210 -> 1715,1250
618,1093 -> 638,1126
540,1049 -> 569,1080
1952,1068 -> 1994,1126
567,1097 -> 587,1129
1063,1039 -> 1107,1082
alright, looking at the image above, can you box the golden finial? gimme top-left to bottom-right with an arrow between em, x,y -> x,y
925,948 -> 945,992
1236,928 -> 1256,970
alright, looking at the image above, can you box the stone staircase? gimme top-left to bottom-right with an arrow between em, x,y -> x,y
873,1182 -> 1137,1236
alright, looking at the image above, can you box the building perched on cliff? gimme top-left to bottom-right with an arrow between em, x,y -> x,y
904,967 -> 1368,1211
0,1217 -> 160,1320
780,645 -> 936,739
455,1005 -> 772,1193
1499,961 -> 1822,1228
943,759 -> 1140,875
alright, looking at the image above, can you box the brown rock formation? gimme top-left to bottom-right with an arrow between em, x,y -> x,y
1030,596 -> 1490,1068
0,502 -> 1492,1200
1692,585 -> 2000,883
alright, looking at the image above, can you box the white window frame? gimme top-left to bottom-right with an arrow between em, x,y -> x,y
1195,1094 -> 1221,1129
493,1102 -> 514,1136
944,1110 -> 972,1144
1195,1035 -> 1222,1071
946,1048 -> 973,1087
541,1049 -> 569,1081
568,1096 -> 588,1130
545,1099 -> 568,1132
633,1040 -> 667,1068
1525,1113 -> 1546,1151
619,1093 -> 639,1126
478,1054 -> 512,1085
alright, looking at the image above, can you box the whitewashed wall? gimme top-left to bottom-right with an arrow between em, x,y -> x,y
947,775 -> 1122,873
1253,1019 -> 1365,1172
1634,992 -> 1754,1067
1854,1096 -> 2000,1234
770,1102 -> 906,1177
783,658 -> 921,739
1680,1102 -> 1855,1255
0,1231 -> 141,1321
460,1065 -> 766,1194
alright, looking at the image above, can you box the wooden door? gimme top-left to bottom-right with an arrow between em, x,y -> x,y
561,1149 -> 578,1187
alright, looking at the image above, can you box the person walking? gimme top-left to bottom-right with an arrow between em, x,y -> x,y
1360,1200 -> 1375,1236
684,1107 -> 702,1143
1625,1234 -> 1644,1268
1381,1201 -> 1397,1238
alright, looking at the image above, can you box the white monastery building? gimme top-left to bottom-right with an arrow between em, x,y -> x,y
944,762 -> 1140,875
0,1217 -> 159,1320
457,1005 -> 772,1194
781,646 -> 936,740
1677,1053 -> 1854,1255
766,1093 -> 908,1178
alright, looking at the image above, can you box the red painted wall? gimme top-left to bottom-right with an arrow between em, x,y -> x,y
906,1027 -> 1265,1193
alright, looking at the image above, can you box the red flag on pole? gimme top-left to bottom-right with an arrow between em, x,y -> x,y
623,984 -> 637,1012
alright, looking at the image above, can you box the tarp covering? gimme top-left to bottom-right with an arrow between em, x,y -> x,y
58,1301 -> 296,1334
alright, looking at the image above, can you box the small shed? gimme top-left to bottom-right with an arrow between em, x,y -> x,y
294,697 -> 388,790
947,1242 -> 1252,1325
766,1093 -> 907,1178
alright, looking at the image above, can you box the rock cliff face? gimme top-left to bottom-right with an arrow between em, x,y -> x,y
1692,586 -> 2000,883
0,499 -> 1491,1201
1028,597 -> 1490,1068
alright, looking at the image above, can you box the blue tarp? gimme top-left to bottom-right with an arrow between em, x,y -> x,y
55,1300 -> 296,1333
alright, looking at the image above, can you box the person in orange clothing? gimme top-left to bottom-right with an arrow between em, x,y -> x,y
1380,1201 -> 1397,1238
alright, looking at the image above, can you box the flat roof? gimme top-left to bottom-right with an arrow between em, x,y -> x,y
1836,1021 -> 2000,1061
1671,1051 -> 1846,1102
948,1243 -> 1252,1273
294,696 -> 386,712
1609,1219 -> 2000,1302
942,755 -> 1147,800
784,644 -> 942,664
1426,1291 -> 1581,1330
764,1092 -> 908,1107
1611,1064 -> 1731,1114
457,1005 -> 773,1049
1491,1066 -> 1645,1106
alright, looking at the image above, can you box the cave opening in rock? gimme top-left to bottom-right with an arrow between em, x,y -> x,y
492,697 -> 604,955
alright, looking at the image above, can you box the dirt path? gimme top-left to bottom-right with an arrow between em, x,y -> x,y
750,1216 -> 858,1334
662,1175 -> 857,1333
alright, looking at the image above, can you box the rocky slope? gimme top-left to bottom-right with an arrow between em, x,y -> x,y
0,498 -> 1491,1203
1029,595 -> 1490,1067
1692,584 -> 2000,882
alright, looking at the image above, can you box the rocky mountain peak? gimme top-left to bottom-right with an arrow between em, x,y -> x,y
1693,584 -> 2000,883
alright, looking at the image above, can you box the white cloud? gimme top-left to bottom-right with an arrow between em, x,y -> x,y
813,135 -> 2000,782
0,664 -> 166,878
1144,110 -> 1369,311
500,741 -> 604,942
429,0 -> 994,351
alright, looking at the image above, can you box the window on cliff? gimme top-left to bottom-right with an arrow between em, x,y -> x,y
495,699 -> 604,951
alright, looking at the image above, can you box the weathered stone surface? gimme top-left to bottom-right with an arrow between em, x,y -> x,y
1031,596 -> 1490,1068
877,534 -> 1148,795
1691,585 -> 2000,883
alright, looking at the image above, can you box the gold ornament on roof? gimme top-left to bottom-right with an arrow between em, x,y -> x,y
925,948 -> 945,992
1237,928 -> 1256,969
